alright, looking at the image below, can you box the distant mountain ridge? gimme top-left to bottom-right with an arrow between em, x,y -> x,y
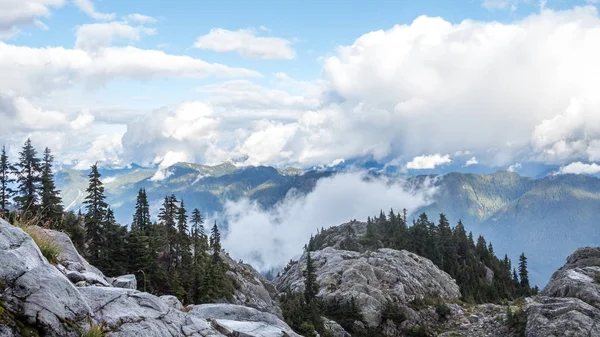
411,170 -> 600,286
55,163 -> 600,286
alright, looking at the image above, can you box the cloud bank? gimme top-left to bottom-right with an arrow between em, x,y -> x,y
218,172 -> 437,272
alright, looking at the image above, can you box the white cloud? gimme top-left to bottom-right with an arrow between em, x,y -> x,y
72,133 -> 124,169
0,0 -> 64,38
124,13 -> 157,24
122,101 -> 222,168
150,151 -> 192,181
319,7 -> 600,167
72,0 -> 115,21
195,79 -> 321,111
193,28 -> 295,60
507,163 -> 522,172
0,42 -> 261,96
219,172 -> 437,272
406,154 -> 452,169
70,110 -> 95,130
557,162 -> 600,175
75,21 -> 156,52
465,157 -> 479,166
0,91 -> 68,134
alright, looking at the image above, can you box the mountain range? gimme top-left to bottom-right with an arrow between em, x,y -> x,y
55,162 -> 600,286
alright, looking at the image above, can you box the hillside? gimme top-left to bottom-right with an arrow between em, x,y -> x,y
56,164 -> 600,286
56,163 -> 331,226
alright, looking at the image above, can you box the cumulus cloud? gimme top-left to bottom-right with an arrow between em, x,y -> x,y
0,0 -> 64,38
465,157 -> 479,166
557,162 -> 600,175
317,7 -> 600,167
72,132 -> 124,169
121,101 -> 222,168
194,28 -> 295,60
0,42 -> 260,96
70,110 -> 95,130
219,172 -> 437,272
0,91 -> 68,134
507,163 -> 522,172
72,0 -> 115,21
406,154 -> 452,169
75,21 -> 156,52
150,151 -> 193,181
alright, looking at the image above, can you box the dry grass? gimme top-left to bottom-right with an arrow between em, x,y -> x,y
13,215 -> 62,265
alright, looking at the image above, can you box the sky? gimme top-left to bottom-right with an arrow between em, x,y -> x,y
2,0 -> 600,175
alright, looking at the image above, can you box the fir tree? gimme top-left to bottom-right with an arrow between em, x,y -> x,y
132,188 -> 151,235
14,139 -> 42,216
518,253 -> 530,290
303,250 -> 319,306
40,148 -> 63,225
126,227 -> 151,291
83,164 -> 108,265
0,146 -> 15,216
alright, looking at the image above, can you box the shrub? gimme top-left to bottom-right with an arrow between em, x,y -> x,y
405,325 -> 432,337
435,303 -> 452,321
381,301 -> 406,325
506,306 -> 527,337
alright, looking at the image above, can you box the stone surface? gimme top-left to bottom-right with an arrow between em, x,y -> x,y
113,274 -> 137,290
0,219 -> 91,336
223,252 -> 283,318
160,295 -> 184,311
276,246 -> 461,326
189,303 -> 301,337
525,247 -> 600,337
526,296 -> 600,337
323,317 -> 351,337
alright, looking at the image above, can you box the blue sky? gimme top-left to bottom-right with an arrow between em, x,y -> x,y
2,0 -> 600,176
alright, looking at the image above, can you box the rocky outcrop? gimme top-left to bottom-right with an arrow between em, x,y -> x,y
526,247 -> 600,337
113,274 -> 137,289
189,304 -> 300,337
276,247 -> 461,326
223,253 -> 282,317
0,219 -> 299,337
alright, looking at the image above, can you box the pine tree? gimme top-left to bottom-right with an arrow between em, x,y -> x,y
518,253 -> 530,290
0,146 -> 15,216
303,250 -> 319,306
158,194 -> 178,271
190,208 -> 206,304
103,208 -> 127,275
83,164 -> 108,266
14,139 -> 42,216
40,148 -> 63,225
177,200 -> 193,303
126,227 -> 151,291
132,188 -> 151,235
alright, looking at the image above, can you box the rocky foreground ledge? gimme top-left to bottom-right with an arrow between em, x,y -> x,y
0,219 -> 299,337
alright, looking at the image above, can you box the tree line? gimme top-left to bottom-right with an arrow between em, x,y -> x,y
0,139 -> 233,304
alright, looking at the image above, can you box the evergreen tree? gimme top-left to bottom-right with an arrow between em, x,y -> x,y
40,148 -> 63,225
103,208 -> 127,275
158,194 -> 178,271
518,253 -> 530,290
190,208 -> 206,304
0,146 -> 15,216
14,139 -> 42,216
83,164 -> 108,265
132,188 -> 151,235
303,250 -> 319,306
126,227 -> 151,291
